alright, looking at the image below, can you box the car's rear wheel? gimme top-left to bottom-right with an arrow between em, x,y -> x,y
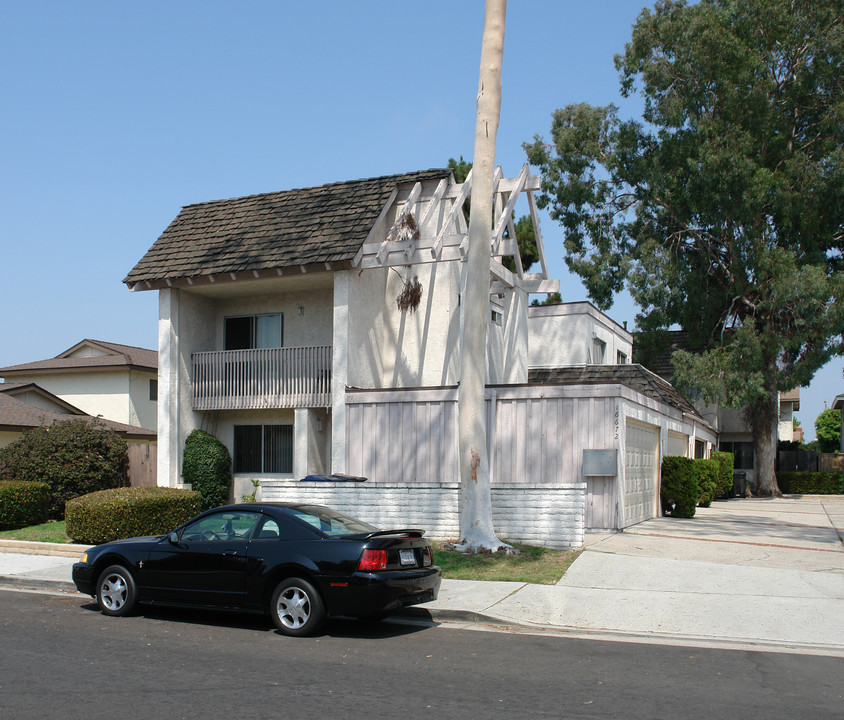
270,577 -> 325,637
96,564 -> 138,617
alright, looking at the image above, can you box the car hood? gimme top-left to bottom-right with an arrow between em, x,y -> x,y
89,536 -> 163,553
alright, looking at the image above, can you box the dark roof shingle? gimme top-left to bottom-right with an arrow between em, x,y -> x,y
528,364 -> 702,419
124,169 -> 452,285
0,340 -> 157,376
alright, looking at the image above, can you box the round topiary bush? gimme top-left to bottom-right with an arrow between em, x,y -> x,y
0,419 -> 127,518
0,481 -> 50,529
182,430 -> 232,511
65,486 -> 202,544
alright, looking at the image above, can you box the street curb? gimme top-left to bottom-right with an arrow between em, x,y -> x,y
0,575 -> 80,594
0,539 -> 90,558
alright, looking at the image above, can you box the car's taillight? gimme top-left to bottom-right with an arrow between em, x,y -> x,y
423,546 -> 433,567
358,549 -> 387,572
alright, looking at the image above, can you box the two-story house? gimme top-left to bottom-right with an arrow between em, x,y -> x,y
126,167 -> 715,546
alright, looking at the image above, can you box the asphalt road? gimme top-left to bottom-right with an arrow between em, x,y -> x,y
1,588 -> 841,720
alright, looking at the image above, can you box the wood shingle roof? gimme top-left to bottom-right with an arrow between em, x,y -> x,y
124,169 -> 452,286
528,364 -> 703,419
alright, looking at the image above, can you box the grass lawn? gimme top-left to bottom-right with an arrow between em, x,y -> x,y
432,541 -> 580,585
0,520 -> 71,544
0,523 -> 581,584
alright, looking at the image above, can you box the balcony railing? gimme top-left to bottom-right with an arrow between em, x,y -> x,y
192,346 -> 332,410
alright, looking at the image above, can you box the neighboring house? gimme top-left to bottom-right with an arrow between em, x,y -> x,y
0,341 -> 159,486
0,383 -> 155,446
637,330 -> 801,490
0,383 -> 157,488
528,302 -> 632,367
0,340 -> 158,432
125,168 -> 715,546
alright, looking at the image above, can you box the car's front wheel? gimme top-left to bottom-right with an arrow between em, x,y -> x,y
270,578 -> 325,637
95,565 -> 138,617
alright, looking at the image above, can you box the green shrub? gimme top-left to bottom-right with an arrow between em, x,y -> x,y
661,456 -> 698,518
711,451 -> 734,497
65,486 -> 201,544
0,481 -> 49,529
182,430 -> 232,511
776,472 -> 843,495
695,458 -> 719,507
0,419 -> 127,518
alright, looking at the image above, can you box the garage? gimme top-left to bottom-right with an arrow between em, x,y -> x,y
623,420 -> 660,527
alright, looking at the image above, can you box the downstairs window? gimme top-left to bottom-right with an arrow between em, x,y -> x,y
234,425 -> 293,474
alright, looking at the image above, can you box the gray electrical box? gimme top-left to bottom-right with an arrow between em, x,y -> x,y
582,449 -> 617,476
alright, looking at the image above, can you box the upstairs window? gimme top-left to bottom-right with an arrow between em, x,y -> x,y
591,338 -> 606,364
617,350 -> 628,364
225,314 -> 283,350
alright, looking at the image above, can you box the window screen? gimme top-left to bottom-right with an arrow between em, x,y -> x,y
234,424 -> 293,474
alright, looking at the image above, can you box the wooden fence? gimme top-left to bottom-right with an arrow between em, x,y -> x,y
127,443 -> 157,487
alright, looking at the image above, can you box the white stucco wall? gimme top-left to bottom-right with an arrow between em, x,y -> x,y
346,260 -> 463,389
487,286 -> 529,384
528,302 -> 633,368
210,288 -> 333,350
158,288 -> 216,487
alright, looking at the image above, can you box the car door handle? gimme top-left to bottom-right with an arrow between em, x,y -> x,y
222,550 -> 238,556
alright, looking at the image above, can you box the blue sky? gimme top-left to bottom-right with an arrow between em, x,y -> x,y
1,1 -> 839,438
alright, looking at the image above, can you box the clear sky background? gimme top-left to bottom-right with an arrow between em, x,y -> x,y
1,1 -> 839,438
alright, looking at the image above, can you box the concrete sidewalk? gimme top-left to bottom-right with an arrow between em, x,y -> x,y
1,496 -> 842,654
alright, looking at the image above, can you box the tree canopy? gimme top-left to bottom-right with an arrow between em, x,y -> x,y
524,0 -> 843,495
815,408 -> 841,454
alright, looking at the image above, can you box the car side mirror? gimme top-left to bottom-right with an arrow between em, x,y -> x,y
169,532 -> 179,544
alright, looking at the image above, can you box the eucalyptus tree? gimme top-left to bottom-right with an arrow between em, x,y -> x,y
457,0 -> 511,550
525,0 -> 843,495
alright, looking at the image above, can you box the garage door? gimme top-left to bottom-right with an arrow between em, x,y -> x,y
624,420 -> 660,527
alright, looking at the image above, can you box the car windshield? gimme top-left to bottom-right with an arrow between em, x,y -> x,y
288,506 -> 378,537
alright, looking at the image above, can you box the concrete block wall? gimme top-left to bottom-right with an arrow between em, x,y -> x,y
259,480 -> 586,549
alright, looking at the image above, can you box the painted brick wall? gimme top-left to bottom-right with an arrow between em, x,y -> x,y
259,480 -> 586,549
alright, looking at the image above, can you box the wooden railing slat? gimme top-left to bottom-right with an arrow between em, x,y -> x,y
191,346 -> 332,410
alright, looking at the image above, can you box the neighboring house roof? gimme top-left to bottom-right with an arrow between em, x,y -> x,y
0,382 -> 85,414
0,385 -> 155,439
832,394 -> 844,411
124,169 -> 453,287
528,364 -> 703,420
0,339 -> 157,376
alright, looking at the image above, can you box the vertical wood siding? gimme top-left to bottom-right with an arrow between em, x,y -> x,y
346,389 -> 616,487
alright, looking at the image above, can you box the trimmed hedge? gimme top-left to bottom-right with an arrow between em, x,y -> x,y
695,459 -> 719,507
711,451 -> 734,497
182,430 -> 232,511
65,486 -> 201,544
661,456 -> 698,518
776,472 -> 843,495
0,481 -> 49,529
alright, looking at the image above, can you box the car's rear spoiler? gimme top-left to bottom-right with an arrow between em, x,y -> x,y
363,529 -> 426,539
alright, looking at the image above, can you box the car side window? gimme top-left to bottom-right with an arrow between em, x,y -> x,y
255,517 -> 281,540
180,512 -> 261,542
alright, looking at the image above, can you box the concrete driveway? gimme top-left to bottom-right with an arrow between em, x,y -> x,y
585,495 -> 844,572
526,495 -> 844,651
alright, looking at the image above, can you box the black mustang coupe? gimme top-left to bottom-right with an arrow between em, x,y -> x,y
72,503 -> 441,636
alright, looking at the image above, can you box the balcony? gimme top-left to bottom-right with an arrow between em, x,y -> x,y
192,346 -> 331,410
